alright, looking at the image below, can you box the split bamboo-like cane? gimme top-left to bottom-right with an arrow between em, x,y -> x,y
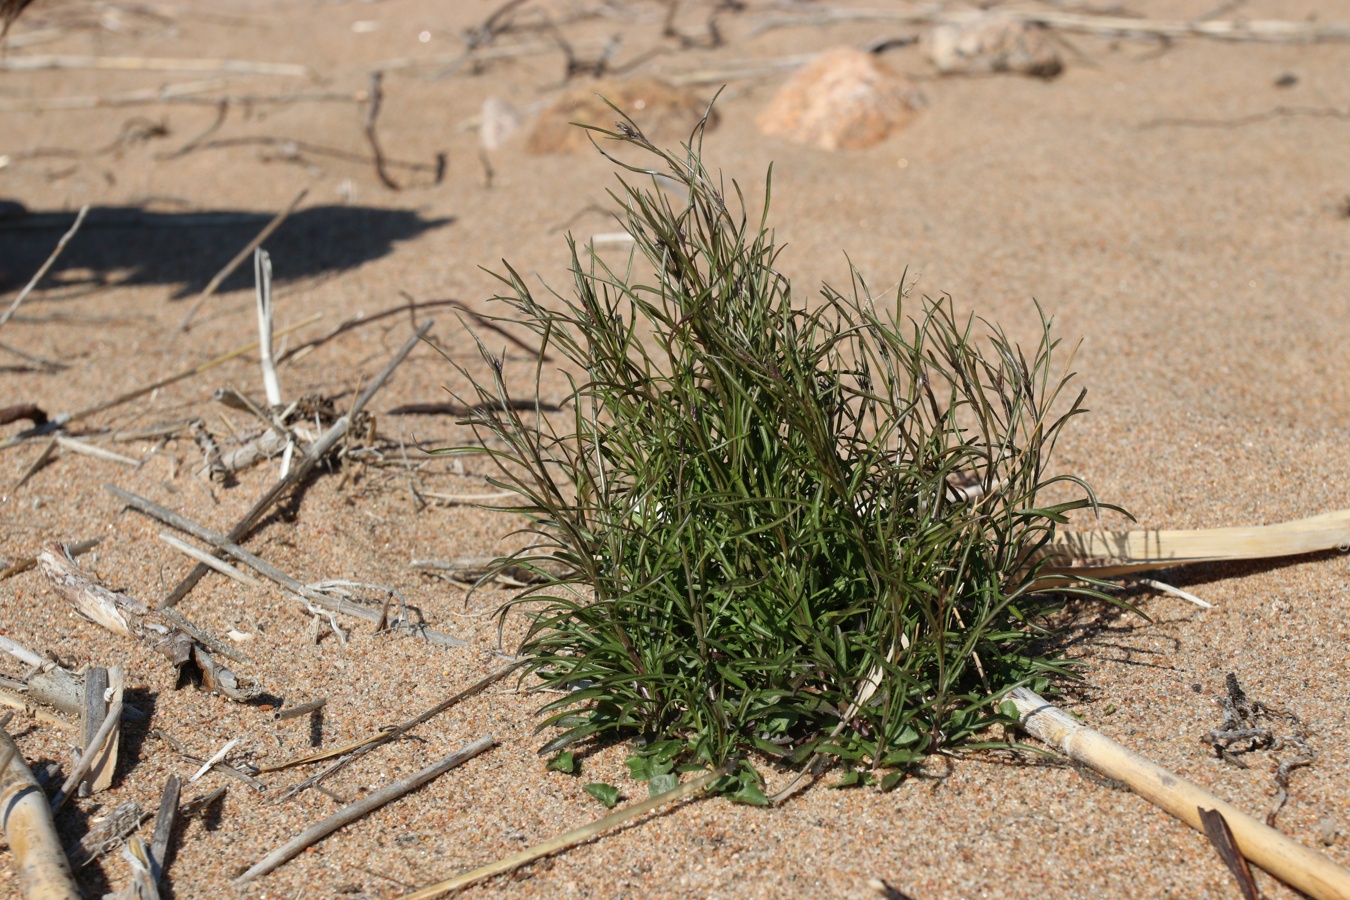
1007,688 -> 1350,900
1042,508 -> 1350,578
0,729 -> 80,900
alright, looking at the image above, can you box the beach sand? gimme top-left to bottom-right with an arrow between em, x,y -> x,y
1,1 -> 1347,897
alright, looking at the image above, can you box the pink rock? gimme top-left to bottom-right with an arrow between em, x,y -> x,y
756,47 -> 923,151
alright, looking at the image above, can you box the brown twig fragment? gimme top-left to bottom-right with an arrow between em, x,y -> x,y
364,71 -> 399,190
37,544 -> 261,701
235,736 -> 496,885
51,699 -> 123,813
1199,807 -> 1260,900
0,728 -> 80,899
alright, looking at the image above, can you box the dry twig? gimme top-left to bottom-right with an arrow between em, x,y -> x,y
405,764 -> 730,898
235,735 -> 496,885
0,204 -> 88,331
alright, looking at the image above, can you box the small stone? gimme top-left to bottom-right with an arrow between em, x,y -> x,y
923,14 -> 1063,79
527,78 -> 714,155
756,47 -> 923,151
1319,816 -> 1338,846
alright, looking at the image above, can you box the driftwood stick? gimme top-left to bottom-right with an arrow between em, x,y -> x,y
37,544 -> 261,701
51,700 -> 123,814
0,204 -> 88,331
1042,507 -> 1350,578
404,764 -> 731,898
1007,688 -> 1350,900
158,531 -> 263,589
0,729 -> 80,899
179,188 -> 308,331
52,435 -> 140,467
158,320 -> 434,608
235,735 -> 496,885
79,667 -> 109,797
0,690 -> 73,729
111,486 -> 468,649
749,8 -> 1350,43
148,775 -> 180,886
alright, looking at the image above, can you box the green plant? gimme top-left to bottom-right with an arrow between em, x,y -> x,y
451,104 -> 1123,786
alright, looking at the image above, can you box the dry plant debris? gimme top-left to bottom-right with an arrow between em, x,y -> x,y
1205,673 -> 1316,828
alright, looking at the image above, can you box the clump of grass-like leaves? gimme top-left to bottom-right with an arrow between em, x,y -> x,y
453,107 -> 1121,785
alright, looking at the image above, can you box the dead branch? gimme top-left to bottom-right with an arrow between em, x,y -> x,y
157,320 -> 433,608
404,764 -> 730,898
147,775 -> 180,886
0,204 -> 88,331
37,544 -> 261,701
178,188 -> 308,331
0,727 -> 81,899
0,403 -> 47,427
236,735 -> 496,885
51,699 -> 123,813
109,486 -> 469,649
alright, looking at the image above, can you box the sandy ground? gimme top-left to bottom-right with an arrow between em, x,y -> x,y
1,1 -> 1349,897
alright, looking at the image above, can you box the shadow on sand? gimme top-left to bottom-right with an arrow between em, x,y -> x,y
0,203 -> 454,297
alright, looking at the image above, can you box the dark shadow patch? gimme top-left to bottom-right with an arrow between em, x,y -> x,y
0,204 -> 454,297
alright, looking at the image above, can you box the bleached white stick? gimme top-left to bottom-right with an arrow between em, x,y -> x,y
1007,688 -> 1350,900
189,737 -> 240,784
254,249 -> 282,407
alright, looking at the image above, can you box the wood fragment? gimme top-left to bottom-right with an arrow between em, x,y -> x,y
235,735 -> 496,885
0,689 -> 74,729
37,544 -> 261,701
157,531 -> 263,589
66,799 -> 148,867
106,836 -> 159,900
157,320 -> 434,607
148,775 -> 180,886
748,8 -> 1350,43
52,434 -> 140,467
1007,687 -> 1350,900
51,699 -> 123,813
273,698 -> 325,722
0,728 -> 81,899
189,737 -> 240,783
1200,806 -> 1261,900
1042,507 -> 1350,578
404,764 -> 730,898
0,204 -> 88,331
178,188 -> 308,331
